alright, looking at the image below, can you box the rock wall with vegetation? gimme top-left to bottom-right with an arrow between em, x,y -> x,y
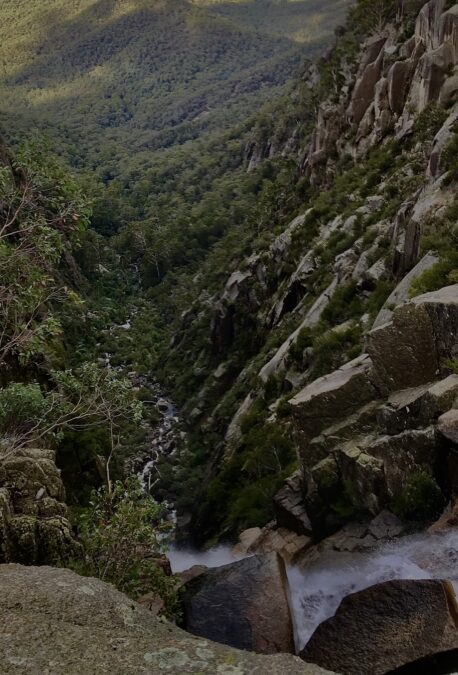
158,0 -> 458,545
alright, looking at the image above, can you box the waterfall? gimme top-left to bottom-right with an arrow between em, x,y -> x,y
288,529 -> 458,651
168,530 -> 458,653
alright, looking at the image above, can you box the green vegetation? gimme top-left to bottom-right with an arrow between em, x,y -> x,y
0,0 -> 350,174
73,477 -> 180,619
392,471 -> 446,524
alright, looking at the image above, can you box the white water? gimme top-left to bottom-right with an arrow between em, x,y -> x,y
167,530 -> 458,653
168,545 -> 244,573
289,529 -> 458,651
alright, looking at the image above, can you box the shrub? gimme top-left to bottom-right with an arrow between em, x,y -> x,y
74,477 -> 180,620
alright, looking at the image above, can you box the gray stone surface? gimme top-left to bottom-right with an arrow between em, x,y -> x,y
0,564 -> 334,675
290,355 -> 379,441
181,553 -> 295,655
368,285 -> 458,392
301,579 -> 458,675
438,408 -> 458,444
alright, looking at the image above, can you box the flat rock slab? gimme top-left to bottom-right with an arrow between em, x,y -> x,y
301,579 -> 458,675
0,564 -> 334,675
181,552 -> 295,655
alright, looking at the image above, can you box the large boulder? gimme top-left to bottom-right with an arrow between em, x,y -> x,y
290,355 -> 380,443
438,408 -> 458,444
301,579 -> 458,675
0,564 -> 332,675
0,448 -> 79,565
181,553 -> 295,655
377,375 -> 458,434
368,285 -> 458,392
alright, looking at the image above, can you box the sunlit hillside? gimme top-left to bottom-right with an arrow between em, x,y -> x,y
0,0 -> 351,174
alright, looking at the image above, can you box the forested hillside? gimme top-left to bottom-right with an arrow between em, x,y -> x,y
0,0 -> 350,176
3,1 -> 458,672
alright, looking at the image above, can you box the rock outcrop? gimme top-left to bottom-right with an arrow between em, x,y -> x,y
301,579 -> 458,675
289,286 -> 458,537
181,553 -> 295,655
0,448 -> 79,565
0,564 -> 333,675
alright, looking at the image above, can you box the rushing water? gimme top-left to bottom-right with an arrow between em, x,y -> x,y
168,529 -> 458,653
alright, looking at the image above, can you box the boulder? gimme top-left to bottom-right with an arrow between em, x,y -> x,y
181,553 -> 295,655
361,427 -> 438,500
368,285 -> 458,392
438,408 -> 458,444
301,579 -> 458,675
0,564 -> 331,675
372,251 -> 439,328
290,355 -> 379,442
377,374 -> 458,434
238,525 -> 313,566
0,448 -> 79,565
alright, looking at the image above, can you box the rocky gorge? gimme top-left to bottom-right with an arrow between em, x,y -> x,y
2,0 -> 458,673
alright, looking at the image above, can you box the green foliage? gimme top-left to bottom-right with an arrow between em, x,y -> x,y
193,419 -> 295,540
311,323 -> 363,379
0,139 -> 90,369
0,363 -> 142,461
446,359 -> 458,374
74,477 -> 180,619
413,103 -> 448,143
392,471 -> 445,523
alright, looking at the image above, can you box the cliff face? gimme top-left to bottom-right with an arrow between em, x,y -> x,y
166,0 -> 458,542
303,0 -> 458,185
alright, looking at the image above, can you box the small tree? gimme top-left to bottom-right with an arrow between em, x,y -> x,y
75,477 -> 180,619
0,139 -> 91,368
0,363 -> 143,492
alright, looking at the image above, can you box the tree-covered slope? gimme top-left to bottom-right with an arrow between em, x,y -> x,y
0,0 -> 351,174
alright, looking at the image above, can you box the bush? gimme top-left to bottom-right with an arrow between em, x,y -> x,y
392,471 -> 445,523
73,477 -> 180,620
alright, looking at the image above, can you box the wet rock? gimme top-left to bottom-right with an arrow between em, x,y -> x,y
301,579 -> 458,675
438,409 -> 458,444
177,565 -> 208,587
429,500 -> 458,532
235,525 -> 313,565
367,510 -> 405,539
234,526 -> 263,554
0,564 -> 330,675
274,472 -> 312,536
181,553 -> 295,655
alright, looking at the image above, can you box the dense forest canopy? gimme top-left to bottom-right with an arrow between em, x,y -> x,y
0,0 -> 351,174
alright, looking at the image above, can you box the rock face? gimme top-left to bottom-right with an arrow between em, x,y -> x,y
181,553 -> 295,655
0,564 -> 332,675
301,579 -> 458,675
288,285 -> 458,537
368,285 -> 458,392
0,448 -> 79,565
